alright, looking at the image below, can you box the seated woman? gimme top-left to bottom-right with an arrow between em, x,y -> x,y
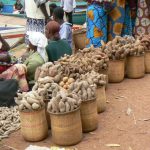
13,0 -> 23,14
46,21 -> 72,62
0,32 -> 48,92
0,34 -> 11,73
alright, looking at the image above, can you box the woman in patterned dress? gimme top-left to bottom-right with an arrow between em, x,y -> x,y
86,0 -> 112,48
108,0 -> 137,41
134,0 -> 150,36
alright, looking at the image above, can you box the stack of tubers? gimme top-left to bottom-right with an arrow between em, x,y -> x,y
68,79 -> 96,101
47,90 -> 81,113
100,35 -> 145,59
15,91 -> 45,111
79,71 -> 106,87
0,106 -> 20,140
139,34 -> 150,51
56,46 -> 109,79
46,83 -> 61,100
59,77 -> 75,90
34,62 -> 63,82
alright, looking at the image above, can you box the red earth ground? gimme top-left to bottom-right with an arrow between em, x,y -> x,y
1,75 -> 150,150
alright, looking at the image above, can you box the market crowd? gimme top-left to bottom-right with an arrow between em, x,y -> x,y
0,0 -> 149,98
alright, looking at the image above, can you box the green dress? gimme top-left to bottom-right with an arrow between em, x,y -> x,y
24,52 -> 44,82
46,39 -> 72,62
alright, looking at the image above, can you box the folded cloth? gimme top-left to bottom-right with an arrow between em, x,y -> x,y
0,64 -> 29,92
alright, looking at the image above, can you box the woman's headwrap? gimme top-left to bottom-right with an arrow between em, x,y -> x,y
28,32 -> 48,62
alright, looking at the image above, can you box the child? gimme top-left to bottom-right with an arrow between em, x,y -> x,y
53,7 -> 72,48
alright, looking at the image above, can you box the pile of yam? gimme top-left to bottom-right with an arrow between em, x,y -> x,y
100,35 -> 145,59
15,91 -> 45,111
57,46 -> 109,78
68,79 -> 96,101
0,106 -> 20,140
47,90 -> 81,113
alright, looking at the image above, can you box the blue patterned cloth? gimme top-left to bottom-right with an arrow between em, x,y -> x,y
122,3 -> 133,36
86,4 -> 107,48
108,0 -> 133,40
25,18 -> 45,44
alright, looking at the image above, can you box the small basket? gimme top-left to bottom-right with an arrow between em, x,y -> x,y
49,107 -> 83,146
73,28 -> 86,50
108,59 -> 125,83
144,51 -> 150,73
96,86 -> 106,113
80,98 -> 98,133
19,107 -> 48,142
126,55 -> 145,79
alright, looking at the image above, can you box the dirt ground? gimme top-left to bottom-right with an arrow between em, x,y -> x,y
1,75 -> 150,150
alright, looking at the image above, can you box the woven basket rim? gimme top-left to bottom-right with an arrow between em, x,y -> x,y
48,106 -> 80,115
19,105 -> 45,113
73,28 -> 86,35
97,85 -> 105,89
128,54 -> 145,57
82,97 -> 96,103
109,59 -> 125,62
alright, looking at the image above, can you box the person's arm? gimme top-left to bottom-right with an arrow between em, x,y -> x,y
0,34 -> 10,51
40,3 -> 49,20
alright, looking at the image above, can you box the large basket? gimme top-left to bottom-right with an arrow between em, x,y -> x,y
126,55 -> 145,79
19,108 -> 48,142
80,98 -> 98,133
44,99 -> 51,129
145,51 -> 150,73
73,28 -> 86,50
50,108 -> 82,146
96,86 -> 106,113
108,59 -> 125,83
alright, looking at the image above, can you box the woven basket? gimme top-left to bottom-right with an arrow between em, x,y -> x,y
145,51 -> 150,73
20,108 -> 48,142
126,55 -> 145,79
50,107 -> 82,146
96,86 -> 106,113
108,59 -> 125,83
80,98 -> 98,133
44,99 -> 51,129
73,28 -> 86,50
